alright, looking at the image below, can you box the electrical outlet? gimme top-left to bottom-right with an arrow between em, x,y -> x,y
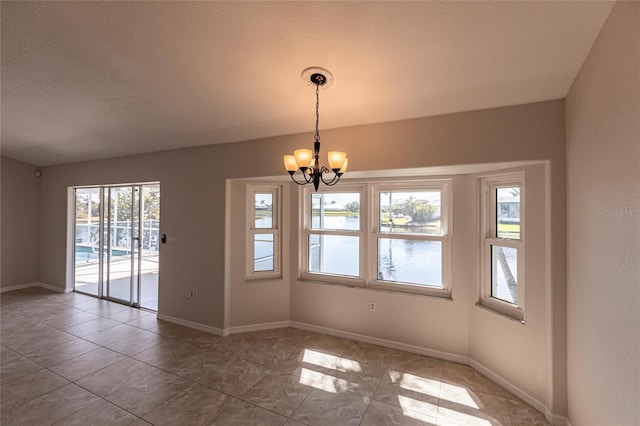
369,301 -> 376,312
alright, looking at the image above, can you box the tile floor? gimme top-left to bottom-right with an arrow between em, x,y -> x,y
1,287 -> 551,425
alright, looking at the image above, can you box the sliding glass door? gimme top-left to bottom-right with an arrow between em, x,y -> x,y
73,183 -> 159,310
74,187 -> 103,297
105,186 -> 139,305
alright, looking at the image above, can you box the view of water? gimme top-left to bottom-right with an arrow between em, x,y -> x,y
257,214 -> 516,295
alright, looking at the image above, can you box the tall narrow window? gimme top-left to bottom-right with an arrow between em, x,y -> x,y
480,174 -> 524,319
247,185 -> 281,279
301,186 -> 365,286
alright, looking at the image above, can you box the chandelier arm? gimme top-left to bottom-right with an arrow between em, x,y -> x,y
288,171 -> 313,186
319,167 -> 341,186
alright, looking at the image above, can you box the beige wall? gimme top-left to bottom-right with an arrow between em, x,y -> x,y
468,164 -> 550,408
566,2 -> 640,425
227,179 -> 291,328
38,99 -> 566,417
289,174 -> 473,356
1,156 -> 40,288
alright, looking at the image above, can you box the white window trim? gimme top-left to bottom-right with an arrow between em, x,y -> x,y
369,180 -> 451,297
300,184 -> 367,287
246,184 -> 281,280
479,173 -> 525,320
298,179 -> 452,298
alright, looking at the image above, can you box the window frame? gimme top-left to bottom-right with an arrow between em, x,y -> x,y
246,184 -> 281,280
300,184 -> 367,287
479,173 -> 525,320
298,179 -> 452,298
369,180 -> 451,297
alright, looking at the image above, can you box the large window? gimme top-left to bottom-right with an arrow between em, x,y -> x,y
303,189 -> 364,285
372,183 -> 449,295
480,173 -> 524,319
300,180 -> 451,297
247,185 -> 281,280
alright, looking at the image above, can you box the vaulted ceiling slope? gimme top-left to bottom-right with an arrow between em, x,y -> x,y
1,1 -> 614,166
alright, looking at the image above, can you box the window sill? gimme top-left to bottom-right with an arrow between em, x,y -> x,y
475,300 -> 525,324
298,277 -> 453,301
245,274 -> 282,282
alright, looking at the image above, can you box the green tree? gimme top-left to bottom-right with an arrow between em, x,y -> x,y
344,201 -> 359,213
412,203 -> 436,224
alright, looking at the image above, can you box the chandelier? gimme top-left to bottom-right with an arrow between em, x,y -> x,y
283,67 -> 348,191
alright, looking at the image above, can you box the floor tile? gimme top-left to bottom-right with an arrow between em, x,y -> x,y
0,368 -> 69,410
0,383 -> 100,426
506,398 -> 551,425
64,317 -> 122,337
240,340 -> 299,368
291,389 -> 370,426
373,378 -> 439,418
83,323 -> 144,346
196,357 -> 271,397
441,361 -> 510,399
107,329 -> 167,356
318,360 -> 386,397
52,398 -> 139,426
340,340 -> 401,368
436,389 -> 511,426
125,314 -> 169,331
0,345 -> 22,364
0,289 -> 550,426
106,307 -> 153,323
105,368 -> 192,416
75,299 -> 130,316
49,347 -> 126,381
4,323 -> 76,353
143,382 -> 228,425
0,355 -> 43,384
241,369 -> 315,417
362,399 -> 437,425
44,310 -> 100,330
75,357 -> 158,397
19,337 -> 100,367
212,397 -> 288,425
132,339 -> 200,369
162,348 -> 229,379
388,352 -> 444,381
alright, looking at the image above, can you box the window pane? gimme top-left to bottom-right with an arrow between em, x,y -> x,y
491,245 -> 518,304
496,187 -> 520,239
255,193 -> 273,229
308,234 -> 359,277
311,193 -> 359,231
377,239 -> 442,287
254,234 -> 274,271
379,191 -> 441,235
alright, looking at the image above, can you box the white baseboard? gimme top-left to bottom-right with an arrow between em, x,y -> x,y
227,321 -> 290,335
0,281 -> 69,294
290,320 -> 566,425
157,313 -> 225,337
290,320 -> 468,364
468,359 -> 567,425
545,410 -> 569,426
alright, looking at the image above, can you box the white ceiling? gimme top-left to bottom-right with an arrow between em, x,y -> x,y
1,1 -> 614,167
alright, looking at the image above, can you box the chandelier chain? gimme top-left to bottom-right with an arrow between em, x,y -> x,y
314,83 -> 320,143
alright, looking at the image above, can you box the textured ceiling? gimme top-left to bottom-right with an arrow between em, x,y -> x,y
1,1 -> 614,166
